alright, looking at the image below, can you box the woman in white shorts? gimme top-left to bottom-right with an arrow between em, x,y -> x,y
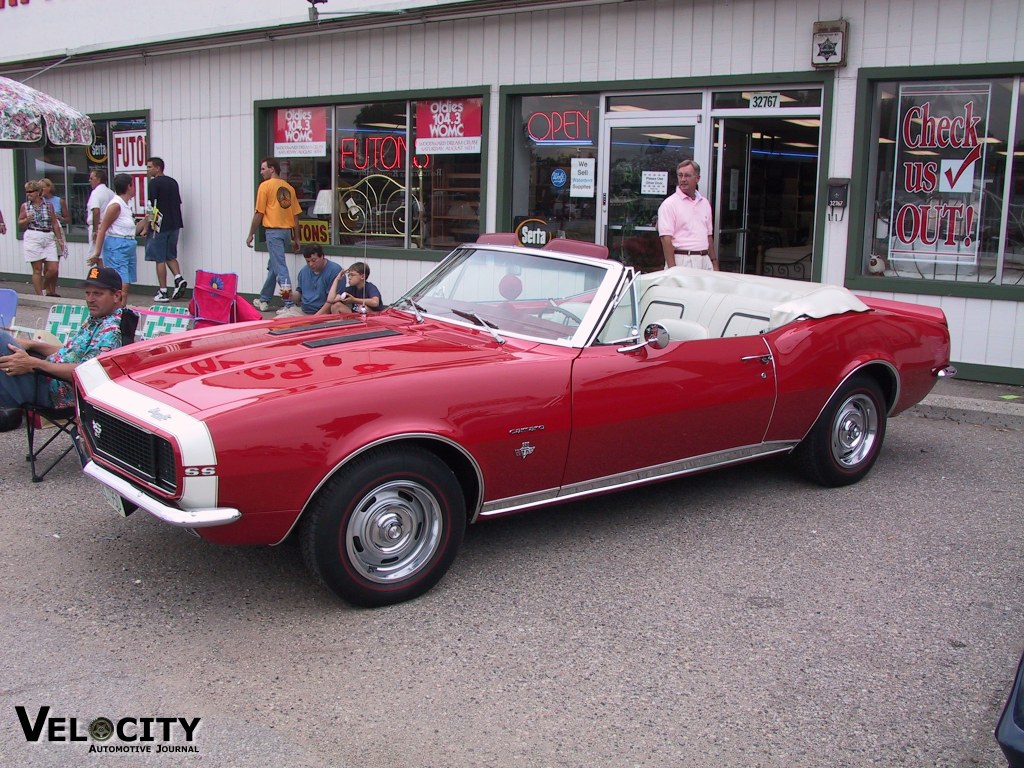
90,173 -> 143,307
40,178 -> 70,297
17,181 -> 59,296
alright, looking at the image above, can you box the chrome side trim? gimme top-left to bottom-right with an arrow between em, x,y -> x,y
84,461 -> 240,528
478,441 -> 797,518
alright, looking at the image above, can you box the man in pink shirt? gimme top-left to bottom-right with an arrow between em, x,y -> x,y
657,159 -> 718,271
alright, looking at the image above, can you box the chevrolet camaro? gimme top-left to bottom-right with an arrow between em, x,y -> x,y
74,241 -> 954,607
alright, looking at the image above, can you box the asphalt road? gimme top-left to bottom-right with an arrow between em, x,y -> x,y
0,414 -> 1021,767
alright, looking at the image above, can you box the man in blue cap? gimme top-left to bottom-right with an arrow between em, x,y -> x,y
0,267 -> 125,422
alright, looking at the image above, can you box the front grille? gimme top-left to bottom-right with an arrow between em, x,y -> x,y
78,398 -> 178,494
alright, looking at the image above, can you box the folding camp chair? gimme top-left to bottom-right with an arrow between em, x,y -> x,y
139,304 -> 193,339
0,288 -> 17,330
189,271 -> 262,329
23,308 -> 140,482
46,303 -> 90,343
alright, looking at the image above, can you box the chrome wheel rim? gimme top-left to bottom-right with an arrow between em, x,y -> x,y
345,480 -> 443,584
830,392 -> 880,469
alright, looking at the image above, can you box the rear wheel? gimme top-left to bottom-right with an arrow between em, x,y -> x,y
301,447 -> 466,607
794,375 -> 887,487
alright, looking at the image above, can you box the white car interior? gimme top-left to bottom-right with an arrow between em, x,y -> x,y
637,267 -> 870,339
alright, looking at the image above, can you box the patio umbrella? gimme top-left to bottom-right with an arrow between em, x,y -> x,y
0,75 -> 93,148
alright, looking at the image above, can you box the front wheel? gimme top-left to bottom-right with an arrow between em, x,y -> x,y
301,447 -> 466,607
793,375 -> 888,487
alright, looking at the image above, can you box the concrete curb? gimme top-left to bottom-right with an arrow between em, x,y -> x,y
908,395 -> 1024,431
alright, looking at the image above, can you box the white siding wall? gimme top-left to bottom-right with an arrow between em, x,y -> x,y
1,0 -> 1022,371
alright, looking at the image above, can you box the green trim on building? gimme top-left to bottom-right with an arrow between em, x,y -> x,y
952,361 -> 1024,387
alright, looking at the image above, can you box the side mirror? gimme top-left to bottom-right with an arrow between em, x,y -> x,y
643,322 -> 670,350
617,322 -> 669,354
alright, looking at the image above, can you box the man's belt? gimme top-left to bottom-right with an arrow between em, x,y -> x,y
675,249 -> 709,256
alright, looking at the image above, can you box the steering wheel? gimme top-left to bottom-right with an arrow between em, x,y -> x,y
537,300 -> 583,326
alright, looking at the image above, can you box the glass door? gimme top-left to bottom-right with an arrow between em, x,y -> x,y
712,120 -> 753,273
599,116 -> 702,273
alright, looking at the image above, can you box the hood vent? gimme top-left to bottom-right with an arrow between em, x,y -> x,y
302,329 -> 401,348
268,319 -> 362,336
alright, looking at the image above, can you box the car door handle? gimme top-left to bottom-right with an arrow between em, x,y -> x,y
740,354 -> 773,364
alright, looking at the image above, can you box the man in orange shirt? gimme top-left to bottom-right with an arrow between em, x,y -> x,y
245,157 -> 300,311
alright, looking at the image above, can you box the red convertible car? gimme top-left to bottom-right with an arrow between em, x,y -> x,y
74,241 -> 953,606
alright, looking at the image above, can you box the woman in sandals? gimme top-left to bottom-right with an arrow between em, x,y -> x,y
17,180 -> 59,296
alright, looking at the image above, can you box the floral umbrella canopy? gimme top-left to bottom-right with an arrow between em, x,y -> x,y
0,75 -> 94,148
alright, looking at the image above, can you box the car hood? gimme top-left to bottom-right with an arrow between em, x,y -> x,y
103,314 -> 532,412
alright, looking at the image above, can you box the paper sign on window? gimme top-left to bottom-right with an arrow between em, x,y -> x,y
887,83 -> 989,266
415,98 -> 483,155
570,158 -> 595,198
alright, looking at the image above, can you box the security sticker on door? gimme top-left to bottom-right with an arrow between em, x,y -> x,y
748,92 -> 781,110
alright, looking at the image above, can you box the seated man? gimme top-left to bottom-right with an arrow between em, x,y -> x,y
0,267 -> 124,428
322,261 -> 383,315
282,244 -> 344,317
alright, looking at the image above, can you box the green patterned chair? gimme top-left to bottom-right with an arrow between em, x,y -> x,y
140,305 -> 193,339
45,303 -> 90,343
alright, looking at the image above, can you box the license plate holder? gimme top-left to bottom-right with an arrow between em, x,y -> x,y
101,485 -> 132,517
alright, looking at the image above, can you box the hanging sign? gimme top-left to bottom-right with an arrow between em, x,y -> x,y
887,83 -> 989,266
415,98 -> 482,154
112,129 -> 148,216
274,107 -> 327,157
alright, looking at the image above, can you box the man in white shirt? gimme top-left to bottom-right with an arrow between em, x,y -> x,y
86,169 -> 115,247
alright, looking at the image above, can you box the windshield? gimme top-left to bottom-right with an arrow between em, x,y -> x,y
398,246 -> 619,344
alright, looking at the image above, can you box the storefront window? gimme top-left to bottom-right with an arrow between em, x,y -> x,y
606,93 -> 702,112
15,116 -> 148,239
712,89 -> 822,110
268,97 -> 484,251
864,77 -> 1022,285
511,94 -> 600,244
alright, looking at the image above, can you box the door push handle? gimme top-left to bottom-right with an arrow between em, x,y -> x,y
740,354 -> 773,364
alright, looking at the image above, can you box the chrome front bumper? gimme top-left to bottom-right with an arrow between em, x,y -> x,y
84,461 -> 241,528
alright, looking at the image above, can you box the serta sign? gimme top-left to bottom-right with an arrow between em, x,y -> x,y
515,218 -> 552,247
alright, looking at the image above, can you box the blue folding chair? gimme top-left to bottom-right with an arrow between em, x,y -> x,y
0,288 -> 17,330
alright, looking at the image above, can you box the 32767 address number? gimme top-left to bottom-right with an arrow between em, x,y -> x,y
749,93 -> 780,109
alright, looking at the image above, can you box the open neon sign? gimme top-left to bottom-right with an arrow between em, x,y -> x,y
526,110 -> 593,144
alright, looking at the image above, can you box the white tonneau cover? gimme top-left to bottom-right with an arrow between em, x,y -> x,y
640,267 -> 870,332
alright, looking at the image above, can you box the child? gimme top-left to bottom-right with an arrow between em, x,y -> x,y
324,261 -> 383,314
